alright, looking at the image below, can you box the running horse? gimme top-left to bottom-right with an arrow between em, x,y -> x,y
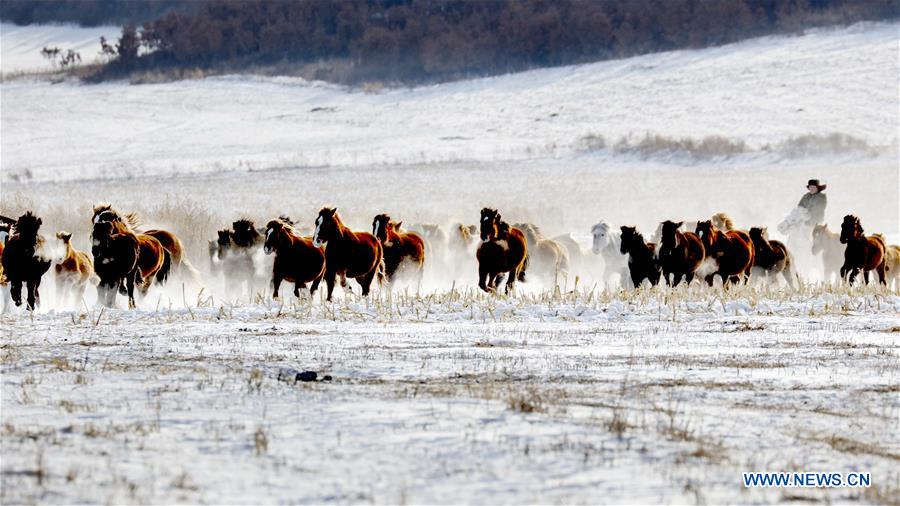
92,204 -> 194,281
91,220 -> 140,307
93,210 -> 169,294
0,212 -> 52,310
264,218 -> 325,298
372,214 -> 425,283
657,220 -> 704,287
312,207 -> 383,301
476,208 -> 528,294
619,226 -> 661,287
54,231 -> 95,304
749,227 -> 798,289
695,221 -> 755,286
839,215 -> 886,285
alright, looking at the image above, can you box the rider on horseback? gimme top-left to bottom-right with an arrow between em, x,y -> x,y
797,179 -> 827,226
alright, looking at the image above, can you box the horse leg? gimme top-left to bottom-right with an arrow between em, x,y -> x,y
505,269 -> 518,294
272,275 -> 282,299
877,263 -> 887,285
294,282 -> 305,298
26,280 -> 37,310
685,272 -> 694,285
848,268 -> 859,285
863,270 -> 870,285
309,275 -> 322,296
10,280 -> 22,306
359,270 -> 377,297
324,271 -> 336,302
478,264 -> 491,293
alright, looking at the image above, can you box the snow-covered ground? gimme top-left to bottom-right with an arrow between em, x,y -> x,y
2,291 -> 899,504
0,22 -> 120,74
2,20 -> 899,505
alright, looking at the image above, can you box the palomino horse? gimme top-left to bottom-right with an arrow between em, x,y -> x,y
711,212 -> 735,231
658,220 -> 704,287
91,220 -> 140,308
0,212 -> 52,310
94,211 -> 169,293
476,208 -> 527,294
591,221 -> 629,285
839,215 -> 886,285
92,204 -> 195,281
54,231 -> 94,304
312,207 -> 383,301
811,224 -> 843,283
264,219 -> 325,298
514,223 -> 569,285
695,221 -> 755,286
372,214 -> 425,283
879,241 -> 900,288
619,226 -> 660,287
749,227 -> 798,289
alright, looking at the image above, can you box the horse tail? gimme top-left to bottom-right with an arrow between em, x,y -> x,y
156,249 -> 172,284
518,253 -> 529,282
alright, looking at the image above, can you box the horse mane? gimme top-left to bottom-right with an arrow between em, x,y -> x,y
712,212 -> 734,230
14,211 -> 42,238
94,204 -> 141,229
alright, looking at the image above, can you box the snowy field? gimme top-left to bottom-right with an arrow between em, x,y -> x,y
1,21 -> 899,504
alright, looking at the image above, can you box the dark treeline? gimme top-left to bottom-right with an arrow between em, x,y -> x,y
8,0 -> 898,84
0,0 -> 198,27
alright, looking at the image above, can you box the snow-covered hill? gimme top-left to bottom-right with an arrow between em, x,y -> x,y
0,22 -> 120,74
1,21 -> 897,183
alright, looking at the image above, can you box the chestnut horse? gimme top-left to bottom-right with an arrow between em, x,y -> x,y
54,231 -> 95,304
695,221 -> 754,286
749,227 -> 798,289
92,204 -> 194,281
372,214 -> 425,282
839,215 -> 886,285
619,226 -> 660,287
94,211 -> 169,293
476,208 -> 528,294
811,224 -> 843,283
264,219 -> 326,298
312,208 -> 383,301
0,212 -> 52,310
91,220 -> 140,308
658,220 -> 704,287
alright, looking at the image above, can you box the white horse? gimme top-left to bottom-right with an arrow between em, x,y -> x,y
591,221 -> 630,287
778,206 -> 817,280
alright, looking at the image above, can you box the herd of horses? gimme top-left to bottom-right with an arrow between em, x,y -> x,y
0,204 -> 897,311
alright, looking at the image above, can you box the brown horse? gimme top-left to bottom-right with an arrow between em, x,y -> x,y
0,212 -> 52,310
94,210 -> 169,293
619,226 -> 660,287
372,214 -> 425,282
312,207 -> 383,301
476,208 -> 528,294
811,224 -> 843,283
514,223 -> 569,285
695,221 -> 755,286
749,227 -> 798,289
92,220 -> 140,308
264,219 -> 325,299
839,215 -> 886,285
658,220 -> 705,287
54,231 -> 94,304
92,204 -> 194,281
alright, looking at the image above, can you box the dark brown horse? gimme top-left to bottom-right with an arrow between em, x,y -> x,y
264,219 -> 326,298
92,220 -> 140,308
94,211 -> 169,293
476,208 -> 528,294
0,212 -> 52,310
658,220 -> 704,287
372,214 -> 425,282
840,215 -> 886,285
312,208 -> 383,301
0,221 -> 10,288
92,204 -> 193,281
619,226 -> 660,287
695,221 -> 755,286
749,227 -> 798,289
54,231 -> 95,303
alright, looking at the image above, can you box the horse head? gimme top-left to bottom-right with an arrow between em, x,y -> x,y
695,221 -> 717,250
372,214 -> 392,243
591,221 -> 613,254
15,211 -> 42,241
480,208 -> 500,241
263,220 -> 286,255
619,226 -> 641,255
660,220 -> 683,248
840,215 -> 862,244
313,207 -> 339,248
232,219 -> 259,247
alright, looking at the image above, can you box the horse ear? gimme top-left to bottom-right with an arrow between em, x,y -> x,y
63,232 -> 72,241
676,221 -> 683,228
330,207 -> 338,215
395,221 -> 402,230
